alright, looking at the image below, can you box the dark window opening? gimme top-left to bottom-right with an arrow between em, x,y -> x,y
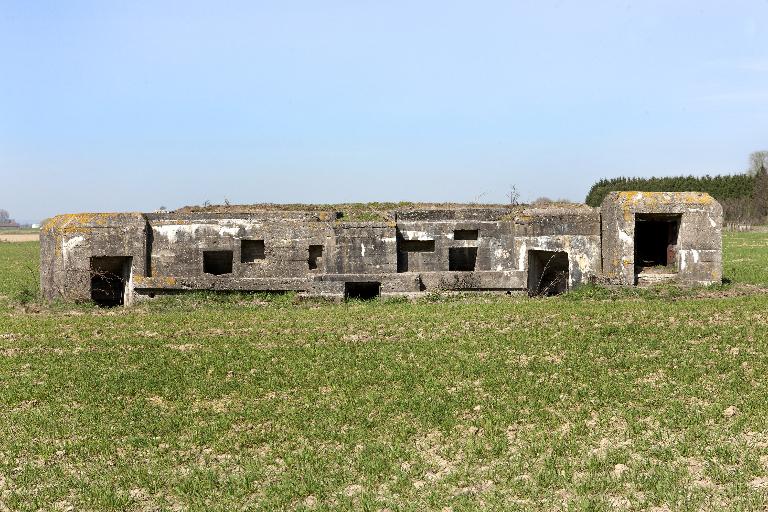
241,240 -> 265,263
527,250 -> 569,296
397,239 -> 435,272
145,228 -> 154,277
449,247 -> 477,271
397,252 -> 408,273
634,214 -> 681,272
454,229 -> 478,240
204,250 -> 233,275
308,245 -> 323,270
399,240 -> 435,252
90,256 -> 132,307
344,281 -> 381,300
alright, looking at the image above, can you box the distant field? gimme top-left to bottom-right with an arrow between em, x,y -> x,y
0,228 -> 40,242
1,234 -> 768,511
0,227 -> 40,234
0,233 -> 39,242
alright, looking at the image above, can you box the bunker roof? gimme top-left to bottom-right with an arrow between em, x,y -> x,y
603,191 -> 718,206
174,201 -> 592,213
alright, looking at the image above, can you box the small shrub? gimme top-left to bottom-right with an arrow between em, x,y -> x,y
14,286 -> 39,305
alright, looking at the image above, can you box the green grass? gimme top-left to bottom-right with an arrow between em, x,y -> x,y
0,241 -> 39,303
1,233 -> 768,510
722,231 -> 768,285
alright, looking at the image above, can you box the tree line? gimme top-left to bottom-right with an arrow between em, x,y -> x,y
585,161 -> 768,224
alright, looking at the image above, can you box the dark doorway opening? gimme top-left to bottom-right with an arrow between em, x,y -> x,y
90,256 -> 132,307
241,240 -> 265,263
397,239 -> 435,272
344,281 -> 381,300
204,250 -> 233,275
449,247 -> 477,271
308,245 -> 323,270
454,229 -> 478,240
527,250 -> 569,296
634,214 -> 681,271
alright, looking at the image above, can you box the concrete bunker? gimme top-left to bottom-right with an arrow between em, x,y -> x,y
527,250 -> 569,296
39,194 -> 722,304
90,256 -> 132,307
344,281 -> 381,300
203,250 -> 233,275
600,192 -> 722,286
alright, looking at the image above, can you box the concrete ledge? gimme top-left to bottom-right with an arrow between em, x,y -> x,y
133,275 -> 311,291
396,208 -> 512,222
420,270 -> 527,291
133,270 -> 528,295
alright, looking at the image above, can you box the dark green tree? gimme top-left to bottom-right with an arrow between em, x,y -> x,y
753,165 -> 768,220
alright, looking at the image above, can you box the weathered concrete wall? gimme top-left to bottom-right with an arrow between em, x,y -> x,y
40,213 -> 148,303
39,197 -> 723,303
601,192 -> 722,285
514,207 -> 602,288
396,208 -> 514,274
146,211 -> 334,279
329,222 -> 397,274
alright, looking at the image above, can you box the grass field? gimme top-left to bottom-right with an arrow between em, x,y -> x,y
723,231 -> 768,285
1,233 -> 768,511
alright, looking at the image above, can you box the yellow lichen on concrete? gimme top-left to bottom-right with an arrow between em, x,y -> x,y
42,212 -> 145,234
615,191 -> 714,208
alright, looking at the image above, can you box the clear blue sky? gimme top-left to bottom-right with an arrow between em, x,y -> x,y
1,1 -> 767,222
